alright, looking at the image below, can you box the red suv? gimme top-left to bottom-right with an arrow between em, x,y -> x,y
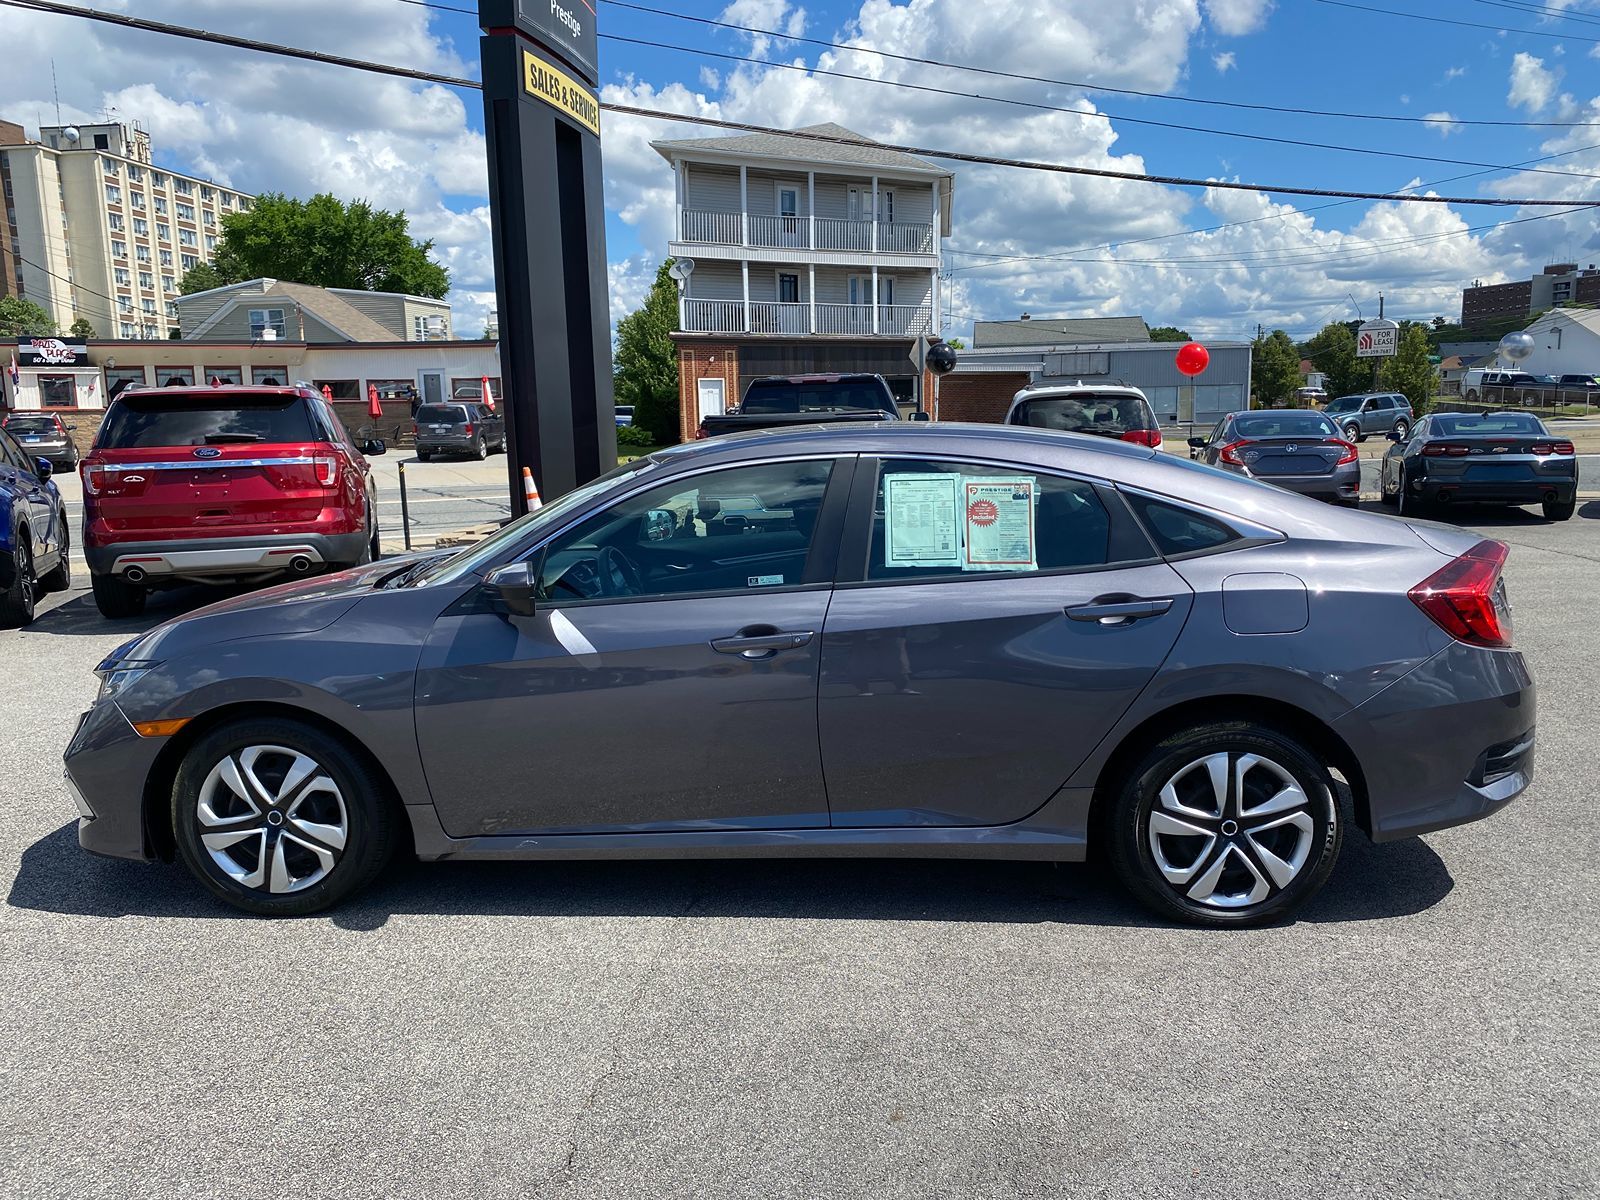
80,384 -> 383,618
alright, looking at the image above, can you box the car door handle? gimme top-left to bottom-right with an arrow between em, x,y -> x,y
710,628 -> 815,658
1065,598 -> 1174,625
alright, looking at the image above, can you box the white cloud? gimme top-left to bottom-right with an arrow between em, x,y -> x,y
1444,65 -> 1467,80
718,0 -> 808,60
1204,0 -> 1274,36
1399,94 -> 1410,105
1212,51 -> 1237,73
1422,112 -> 1462,137
1508,52 -> 1560,111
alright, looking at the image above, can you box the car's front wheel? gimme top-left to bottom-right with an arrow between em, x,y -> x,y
1343,422 -> 1363,443
1105,722 -> 1342,927
171,718 -> 399,916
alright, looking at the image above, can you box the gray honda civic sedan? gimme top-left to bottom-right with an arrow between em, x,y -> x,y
65,424 -> 1535,926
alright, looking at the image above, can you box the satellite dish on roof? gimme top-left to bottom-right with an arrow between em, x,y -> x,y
667,258 -> 695,282
62,126 -> 80,142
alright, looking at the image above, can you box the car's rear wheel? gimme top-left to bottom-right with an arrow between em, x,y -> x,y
0,539 -> 37,627
171,718 -> 399,916
1105,722 -> 1342,927
91,572 -> 146,619
1396,465 -> 1424,517
1343,422 -> 1363,443
472,437 -> 487,461
1544,498 -> 1576,521
1378,463 -> 1399,507
417,450 -> 432,463
39,523 -> 71,593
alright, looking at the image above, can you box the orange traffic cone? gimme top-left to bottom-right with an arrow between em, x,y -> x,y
522,467 -> 542,512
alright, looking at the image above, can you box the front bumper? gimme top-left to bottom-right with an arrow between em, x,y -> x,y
84,529 -> 370,580
65,699 -> 166,861
1335,641 -> 1535,842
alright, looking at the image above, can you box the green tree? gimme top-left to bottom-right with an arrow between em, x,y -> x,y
1301,322 -> 1366,398
200,193 -> 449,298
1379,322 -> 1438,414
1148,325 -> 1191,342
1251,329 -> 1301,406
944,337 -> 966,350
0,296 -> 56,336
179,261 -> 229,295
613,261 -> 681,445
68,316 -> 97,339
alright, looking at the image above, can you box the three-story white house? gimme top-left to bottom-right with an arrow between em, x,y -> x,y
652,123 -> 954,439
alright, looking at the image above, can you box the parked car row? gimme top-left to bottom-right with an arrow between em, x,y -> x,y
1461,369 -> 1600,402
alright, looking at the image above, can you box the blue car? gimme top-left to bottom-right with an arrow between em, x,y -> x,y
0,424 -> 72,626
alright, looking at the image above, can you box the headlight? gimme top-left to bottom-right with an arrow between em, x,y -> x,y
95,662 -> 157,702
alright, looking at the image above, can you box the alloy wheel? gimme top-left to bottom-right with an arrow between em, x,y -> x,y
1146,752 -> 1316,910
196,745 -> 349,894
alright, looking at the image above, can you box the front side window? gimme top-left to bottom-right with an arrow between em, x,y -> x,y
867,458 -> 1121,582
536,459 -> 836,602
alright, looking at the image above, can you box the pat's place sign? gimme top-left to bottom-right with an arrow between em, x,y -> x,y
15,337 -> 88,366
480,0 -> 598,86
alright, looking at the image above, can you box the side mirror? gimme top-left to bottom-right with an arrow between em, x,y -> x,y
908,411 -> 931,422
640,508 -> 675,543
35,457 -> 53,482
362,438 -> 387,455
1387,429 -> 1404,442
484,560 -> 538,617
1186,437 -> 1207,449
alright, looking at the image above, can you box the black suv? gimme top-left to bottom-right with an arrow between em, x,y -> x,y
414,402 -> 506,461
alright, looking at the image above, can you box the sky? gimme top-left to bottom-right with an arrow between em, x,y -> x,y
2,0 -> 1598,344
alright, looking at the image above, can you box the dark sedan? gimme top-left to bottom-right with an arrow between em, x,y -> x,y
2,413 -> 79,471
1379,410 -> 1578,521
65,424 -> 1535,927
1187,409 -> 1360,505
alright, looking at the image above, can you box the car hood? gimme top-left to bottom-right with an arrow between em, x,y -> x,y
131,556 -> 426,661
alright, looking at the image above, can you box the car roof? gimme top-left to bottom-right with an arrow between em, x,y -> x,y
114,384 -> 309,400
746,373 -> 885,384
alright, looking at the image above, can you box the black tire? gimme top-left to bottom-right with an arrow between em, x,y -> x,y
1104,722 -> 1343,928
472,437 -> 487,461
91,571 -> 146,619
39,521 -> 71,593
368,516 -> 382,562
417,450 -> 432,463
1544,498 -> 1576,521
1342,423 -> 1363,444
171,717 -> 400,916
1396,465 -> 1424,518
0,538 -> 37,627
1378,463 -> 1399,508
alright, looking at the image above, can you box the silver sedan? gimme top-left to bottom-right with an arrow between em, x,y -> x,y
1188,409 -> 1362,506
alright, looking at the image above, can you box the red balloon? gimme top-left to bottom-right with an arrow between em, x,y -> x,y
1175,342 -> 1210,377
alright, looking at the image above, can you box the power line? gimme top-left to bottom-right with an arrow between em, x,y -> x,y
1306,0 -> 1600,44
601,31 -> 1600,181
1467,0 -> 1600,27
598,0 -> 1600,130
6,0 -> 1595,209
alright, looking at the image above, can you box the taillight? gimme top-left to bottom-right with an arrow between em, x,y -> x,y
1532,441 -> 1575,455
462,422 -> 474,437
1119,429 -> 1162,448
1217,440 -> 1248,465
1408,539 -> 1511,649
312,456 -> 339,487
1423,443 -> 1471,457
1334,439 -> 1358,465
81,462 -> 108,495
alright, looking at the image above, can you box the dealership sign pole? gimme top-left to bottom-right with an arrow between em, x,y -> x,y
479,0 -> 616,512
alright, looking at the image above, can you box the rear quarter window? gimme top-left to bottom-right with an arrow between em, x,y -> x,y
96,393 -> 319,449
1122,492 -> 1240,557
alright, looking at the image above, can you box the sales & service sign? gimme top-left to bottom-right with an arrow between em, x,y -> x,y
522,48 -> 601,137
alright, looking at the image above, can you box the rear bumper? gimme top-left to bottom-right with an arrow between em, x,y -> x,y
85,529 -> 369,579
1254,463 -> 1362,500
1335,641 -> 1535,842
416,435 -> 478,452
65,699 -> 164,862
1413,474 -> 1575,505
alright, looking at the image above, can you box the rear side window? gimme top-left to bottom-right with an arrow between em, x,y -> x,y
1122,493 -> 1239,557
1010,392 -> 1155,436
416,404 -> 468,424
741,381 -> 892,415
96,392 -> 319,449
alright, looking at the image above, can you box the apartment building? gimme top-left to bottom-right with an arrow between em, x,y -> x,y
653,123 -> 954,440
0,118 -> 254,339
1460,263 -> 1600,326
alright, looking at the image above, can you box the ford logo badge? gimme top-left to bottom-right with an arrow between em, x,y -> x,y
193,446 -> 222,459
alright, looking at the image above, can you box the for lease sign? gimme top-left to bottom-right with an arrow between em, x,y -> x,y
1356,319 -> 1398,358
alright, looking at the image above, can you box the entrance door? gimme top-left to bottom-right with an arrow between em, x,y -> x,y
414,457 -> 848,836
697,378 -> 725,422
420,371 -> 444,405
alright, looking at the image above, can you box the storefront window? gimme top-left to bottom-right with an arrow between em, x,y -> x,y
313,380 -> 360,401
39,376 -> 77,408
450,376 -> 502,400
156,367 -> 195,387
105,367 -> 148,399
204,366 -> 243,385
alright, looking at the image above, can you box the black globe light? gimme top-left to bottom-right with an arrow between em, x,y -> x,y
926,340 -> 958,375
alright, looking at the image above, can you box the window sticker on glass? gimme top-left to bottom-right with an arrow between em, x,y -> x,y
748,574 -> 785,588
883,472 -> 962,569
963,477 -> 1037,571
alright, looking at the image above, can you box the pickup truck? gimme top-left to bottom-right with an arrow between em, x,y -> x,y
697,373 -> 917,438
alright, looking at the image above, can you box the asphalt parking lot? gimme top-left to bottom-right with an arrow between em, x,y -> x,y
4,500 -> 1598,1198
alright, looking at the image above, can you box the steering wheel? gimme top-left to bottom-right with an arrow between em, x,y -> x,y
599,546 -> 643,596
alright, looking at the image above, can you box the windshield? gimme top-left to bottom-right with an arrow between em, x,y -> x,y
1011,392 -> 1154,436
1324,396 -> 1360,412
1432,413 -> 1546,436
740,381 -> 892,415
412,456 -> 657,586
96,393 -> 316,448
1232,412 -> 1338,438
